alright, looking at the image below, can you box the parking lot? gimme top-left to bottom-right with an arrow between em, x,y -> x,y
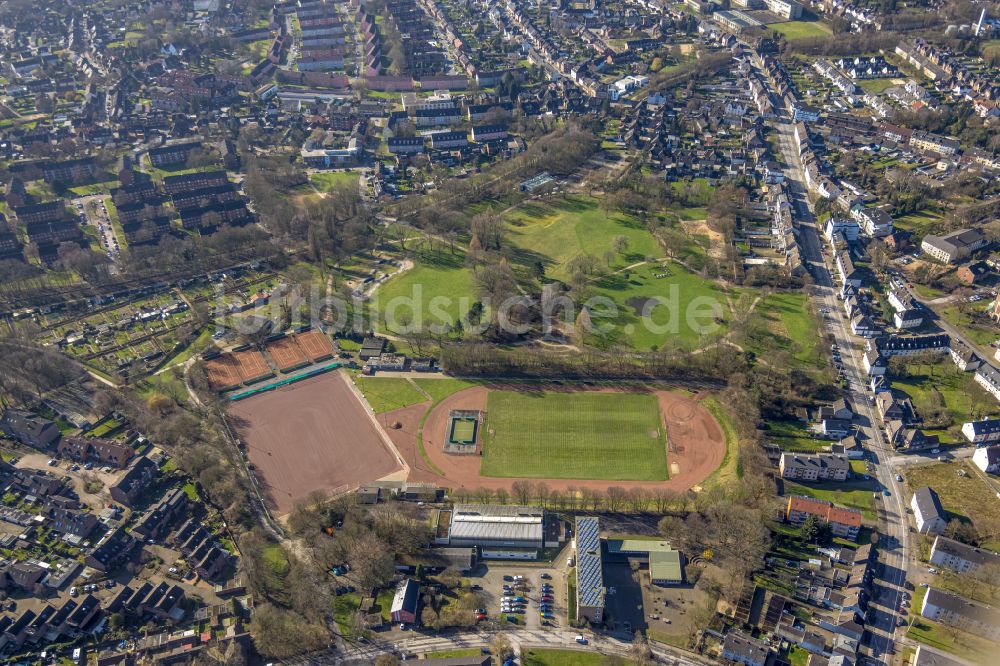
14,451 -> 124,509
470,562 -> 567,631
603,561 -> 646,637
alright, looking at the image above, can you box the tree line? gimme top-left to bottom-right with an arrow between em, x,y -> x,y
438,343 -> 740,384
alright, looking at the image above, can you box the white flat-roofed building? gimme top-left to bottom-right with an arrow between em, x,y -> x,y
443,504 -> 556,556
825,217 -> 859,243
765,0 -> 803,19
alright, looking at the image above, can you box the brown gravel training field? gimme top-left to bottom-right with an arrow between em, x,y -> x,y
381,383 -> 726,493
229,370 -> 402,514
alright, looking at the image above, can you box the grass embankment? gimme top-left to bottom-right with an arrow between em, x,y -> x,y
354,376 -> 427,413
702,396 -> 740,488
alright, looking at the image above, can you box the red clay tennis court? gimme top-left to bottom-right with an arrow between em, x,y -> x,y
205,356 -> 242,390
231,349 -> 271,383
295,329 -> 335,362
266,336 -> 308,372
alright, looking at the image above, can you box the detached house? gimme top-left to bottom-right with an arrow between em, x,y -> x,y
911,487 -> 947,535
972,446 -> 1000,474
390,579 -> 420,624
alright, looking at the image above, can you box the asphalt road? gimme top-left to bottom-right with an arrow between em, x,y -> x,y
771,119 -> 909,664
286,628 -> 707,665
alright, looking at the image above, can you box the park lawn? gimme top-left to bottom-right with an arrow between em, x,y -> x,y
522,648 -> 632,666
894,209 -> 943,237
355,376 -> 427,413
248,38 -> 271,61
912,282 -> 946,300
669,178 -> 715,205
764,420 -> 827,453
336,338 -> 362,352
904,461 -> 1000,550
755,292 -> 824,369
480,390 -> 667,481
770,20 -> 832,41
676,206 -> 709,221
890,362 -> 991,429
68,180 -> 118,196
504,195 -> 664,283
310,170 -> 359,192
373,246 -> 475,331
936,304 -> 999,348
857,78 -> 899,95
784,480 -> 876,520
587,261 -> 729,351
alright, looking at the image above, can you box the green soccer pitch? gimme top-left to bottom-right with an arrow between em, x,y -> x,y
479,390 -> 667,481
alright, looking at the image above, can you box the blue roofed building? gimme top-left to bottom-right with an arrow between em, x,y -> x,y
575,516 -> 605,624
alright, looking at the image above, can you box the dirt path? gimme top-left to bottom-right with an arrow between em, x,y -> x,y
381,385 -> 727,493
